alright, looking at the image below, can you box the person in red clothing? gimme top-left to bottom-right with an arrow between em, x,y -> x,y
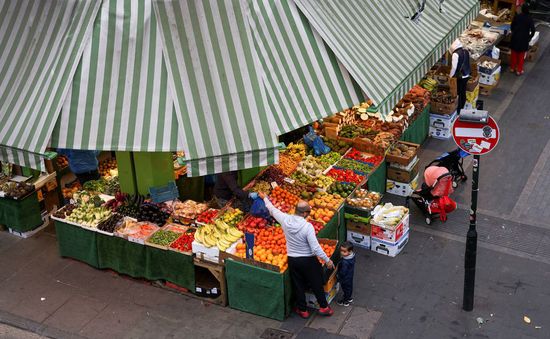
510,4 -> 536,76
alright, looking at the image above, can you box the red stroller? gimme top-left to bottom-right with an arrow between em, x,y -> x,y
406,166 -> 457,225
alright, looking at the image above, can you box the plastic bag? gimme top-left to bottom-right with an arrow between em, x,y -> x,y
303,126 -> 330,156
250,198 -> 271,219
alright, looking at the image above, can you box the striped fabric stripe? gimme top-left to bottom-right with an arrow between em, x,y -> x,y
153,0 -> 279,176
246,0 -> 366,136
51,0 -> 182,152
0,0 -> 100,170
186,148 -> 279,177
294,0 -> 480,115
0,147 -> 45,172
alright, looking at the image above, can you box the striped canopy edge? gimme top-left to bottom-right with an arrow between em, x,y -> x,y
0,0 -> 101,170
294,0 -> 480,115
51,0 -> 183,153
153,0 -> 280,177
186,147 -> 279,177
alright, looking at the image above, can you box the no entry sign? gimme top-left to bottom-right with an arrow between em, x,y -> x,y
452,116 -> 500,155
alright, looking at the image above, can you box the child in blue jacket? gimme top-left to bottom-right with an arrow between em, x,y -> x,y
337,241 -> 355,306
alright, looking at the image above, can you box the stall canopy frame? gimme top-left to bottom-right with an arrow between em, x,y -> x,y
293,0 -> 480,115
0,0 -> 101,171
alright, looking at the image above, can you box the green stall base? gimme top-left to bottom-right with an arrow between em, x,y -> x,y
96,234 -> 195,291
401,105 -> 430,145
0,192 -> 43,232
225,259 -> 292,321
55,221 -> 100,268
367,161 -> 387,195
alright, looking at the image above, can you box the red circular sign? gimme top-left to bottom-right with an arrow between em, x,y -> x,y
452,116 -> 500,155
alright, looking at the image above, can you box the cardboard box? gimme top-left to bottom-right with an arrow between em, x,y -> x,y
499,46 -> 511,65
323,267 -> 338,293
371,213 -> 409,243
386,174 -> 419,197
430,111 -> 457,130
346,219 -> 371,235
466,73 -> 479,92
478,56 -> 501,75
371,230 -> 409,257
434,65 -> 451,85
192,239 -> 240,264
479,66 -> 501,86
387,158 -> 419,183
305,283 -> 339,309
385,141 -> 420,166
429,126 -> 452,140
430,98 -> 457,116
347,230 -> 371,249
527,44 -> 539,62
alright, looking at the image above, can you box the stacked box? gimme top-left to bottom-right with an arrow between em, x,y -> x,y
386,142 -> 420,197
370,213 -> 410,257
429,111 -> 457,140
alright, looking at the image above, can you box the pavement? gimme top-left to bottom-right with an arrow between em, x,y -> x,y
1,28 -> 550,339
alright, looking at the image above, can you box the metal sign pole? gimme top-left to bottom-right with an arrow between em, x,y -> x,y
463,154 -> 480,311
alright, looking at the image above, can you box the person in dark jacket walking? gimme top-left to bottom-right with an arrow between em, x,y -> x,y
510,4 -> 536,76
337,241 -> 356,307
449,39 -> 471,114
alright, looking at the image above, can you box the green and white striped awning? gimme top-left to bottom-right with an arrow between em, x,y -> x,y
294,0 -> 480,114
153,0 -> 280,177
51,0 -> 183,152
246,0 -> 366,135
0,0 -> 100,171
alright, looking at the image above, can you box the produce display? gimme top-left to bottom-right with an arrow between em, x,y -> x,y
136,203 -> 170,226
322,138 -> 351,155
235,243 -> 247,258
280,181 -> 316,201
269,187 -> 299,214
326,168 -> 365,185
116,194 -> 145,218
308,192 -> 344,211
317,152 -> 341,167
0,182 -> 34,199
275,154 -> 298,176
194,220 -> 243,251
336,158 -> 372,174
371,203 -> 409,228
172,200 -> 209,221
327,182 -> 355,198
169,230 -> 195,253
62,183 -> 81,200
237,215 -> 272,235
388,143 -> 416,158
103,176 -> 120,195
195,209 -> 219,225
318,242 -> 336,263
147,229 -> 181,248
344,148 -> 383,166
432,89 -> 456,104
99,158 -> 118,178
52,204 -> 77,219
104,192 -> 128,210
115,220 -> 159,242
248,180 -> 272,194
253,227 -> 288,272
216,208 -> 244,227
339,125 -> 377,139
82,179 -> 107,193
97,213 -> 124,233
284,143 -> 307,162
296,155 -> 326,177
291,171 -> 315,186
309,206 -> 335,223
307,219 -> 325,235
459,28 -> 499,60
56,156 -> 69,169
346,189 -> 382,210
312,175 -> 335,190
257,167 -> 286,186
65,203 -> 112,228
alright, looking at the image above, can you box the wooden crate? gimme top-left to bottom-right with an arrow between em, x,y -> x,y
193,257 -> 228,306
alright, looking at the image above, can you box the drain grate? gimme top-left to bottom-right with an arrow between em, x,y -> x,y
260,328 -> 293,339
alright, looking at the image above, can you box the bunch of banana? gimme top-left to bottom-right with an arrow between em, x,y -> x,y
195,222 -> 244,251
419,78 -> 437,91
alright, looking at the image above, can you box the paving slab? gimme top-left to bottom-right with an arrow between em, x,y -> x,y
339,307 -> 382,339
43,294 -> 107,333
308,304 -> 353,333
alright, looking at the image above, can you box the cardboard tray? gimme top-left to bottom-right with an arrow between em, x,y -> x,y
385,141 -> 420,166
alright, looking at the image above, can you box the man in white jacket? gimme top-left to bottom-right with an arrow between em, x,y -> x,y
259,192 -> 335,318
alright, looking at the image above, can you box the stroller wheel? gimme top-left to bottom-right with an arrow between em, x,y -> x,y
462,175 -> 468,182
425,217 -> 432,225
452,181 -> 458,188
